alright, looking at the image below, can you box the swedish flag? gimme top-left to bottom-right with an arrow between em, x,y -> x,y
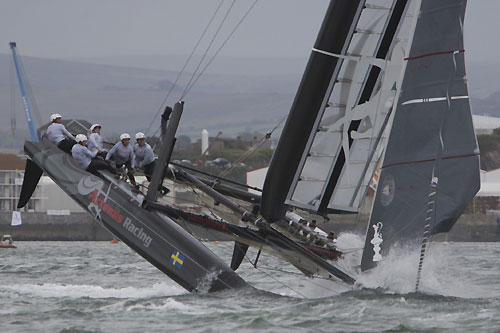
171,250 -> 185,269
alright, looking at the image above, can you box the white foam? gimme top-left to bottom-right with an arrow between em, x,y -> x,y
413,243 -> 499,298
352,242 -> 498,298
356,246 -> 421,293
123,297 -> 207,314
0,282 -> 186,299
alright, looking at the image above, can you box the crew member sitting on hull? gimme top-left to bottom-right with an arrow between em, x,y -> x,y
87,124 -> 107,158
134,132 -> 169,194
71,134 -> 116,176
134,132 -> 155,181
106,133 -> 137,187
46,114 -> 76,153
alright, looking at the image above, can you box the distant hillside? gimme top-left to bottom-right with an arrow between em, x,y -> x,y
1,53 -> 301,148
3,53 -> 499,152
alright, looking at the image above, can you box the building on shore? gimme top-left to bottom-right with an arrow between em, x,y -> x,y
0,152 -> 193,240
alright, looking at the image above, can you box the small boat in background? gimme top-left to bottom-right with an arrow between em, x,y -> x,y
0,235 -> 17,249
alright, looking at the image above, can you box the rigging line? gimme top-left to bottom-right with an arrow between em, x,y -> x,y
415,48 -> 462,292
171,161 -> 262,192
180,0 -> 259,100
190,186 -> 223,220
180,0 -> 237,99
217,137 -> 268,179
242,250 -> 307,298
217,112 -> 287,178
243,253 -> 344,295
145,0 -> 226,136
256,263 -> 345,291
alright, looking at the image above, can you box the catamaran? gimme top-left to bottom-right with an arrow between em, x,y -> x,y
16,0 -> 479,293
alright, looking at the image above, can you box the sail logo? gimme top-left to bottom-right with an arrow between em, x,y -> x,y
87,189 -> 124,224
371,222 -> 383,262
171,250 -> 185,269
78,175 -> 152,248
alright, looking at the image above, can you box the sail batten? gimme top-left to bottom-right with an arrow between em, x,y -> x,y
276,0 -> 414,215
260,0 -> 366,222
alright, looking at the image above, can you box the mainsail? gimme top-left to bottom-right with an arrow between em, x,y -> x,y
261,0 -> 416,221
361,0 -> 480,270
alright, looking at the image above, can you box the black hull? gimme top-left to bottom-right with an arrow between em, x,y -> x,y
21,139 -> 248,293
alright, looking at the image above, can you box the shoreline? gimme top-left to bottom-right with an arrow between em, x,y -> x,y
1,212 -> 498,242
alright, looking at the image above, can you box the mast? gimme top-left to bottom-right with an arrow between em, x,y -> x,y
260,0 -> 365,222
9,42 -> 39,142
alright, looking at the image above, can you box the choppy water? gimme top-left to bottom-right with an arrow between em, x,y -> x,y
2,234 -> 500,332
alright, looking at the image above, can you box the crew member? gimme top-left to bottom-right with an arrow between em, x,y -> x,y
87,124 -> 107,157
46,114 -> 76,153
106,133 -> 137,187
134,132 -> 169,194
134,132 -> 156,181
71,134 -> 115,175
327,232 -> 337,244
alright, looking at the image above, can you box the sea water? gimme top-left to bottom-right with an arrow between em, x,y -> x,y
1,236 -> 500,332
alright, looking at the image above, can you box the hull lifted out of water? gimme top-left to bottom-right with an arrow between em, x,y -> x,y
19,139 -> 248,293
18,135 -> 354,292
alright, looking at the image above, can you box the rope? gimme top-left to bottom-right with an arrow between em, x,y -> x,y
415,47 -> 462,292
145,0 -> 225,136
217,132 -> 271,178
180,0 -> 237,99
180,0 -> 259,100
241,249 -> 307,298
217,112 -> 287,179
415,182 -> 436,291
171,161 -> 262,192
146,0 -> 259,137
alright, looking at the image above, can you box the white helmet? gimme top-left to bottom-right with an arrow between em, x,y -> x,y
135,132 -> 146,140
75,134 -> 88,143
120,133 -> 131,140
50,113 -> 62,121
90,124 -> 101,132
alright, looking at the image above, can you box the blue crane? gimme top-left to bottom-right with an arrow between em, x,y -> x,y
9,42 -> 39,142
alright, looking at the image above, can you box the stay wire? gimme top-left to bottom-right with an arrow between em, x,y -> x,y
241,250 -> 307,298
180,0 -> 237,99
145,0 -> 226,136
217,112 -> 287,179
148,1 -> 262,145
217,135 -> 269,179
180,0 -> 259,100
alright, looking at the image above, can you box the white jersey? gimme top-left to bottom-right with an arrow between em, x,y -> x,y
46,123 -> 76,145
134,143 -> 155,168
88,132 -> 105,152
71,144 -> 97,169
106,142 -> 135,168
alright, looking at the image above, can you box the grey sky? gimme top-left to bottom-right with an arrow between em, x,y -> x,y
0,0 -> 497,64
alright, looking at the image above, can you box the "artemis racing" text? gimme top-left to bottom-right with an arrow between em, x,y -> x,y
87,189 -> 152,248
